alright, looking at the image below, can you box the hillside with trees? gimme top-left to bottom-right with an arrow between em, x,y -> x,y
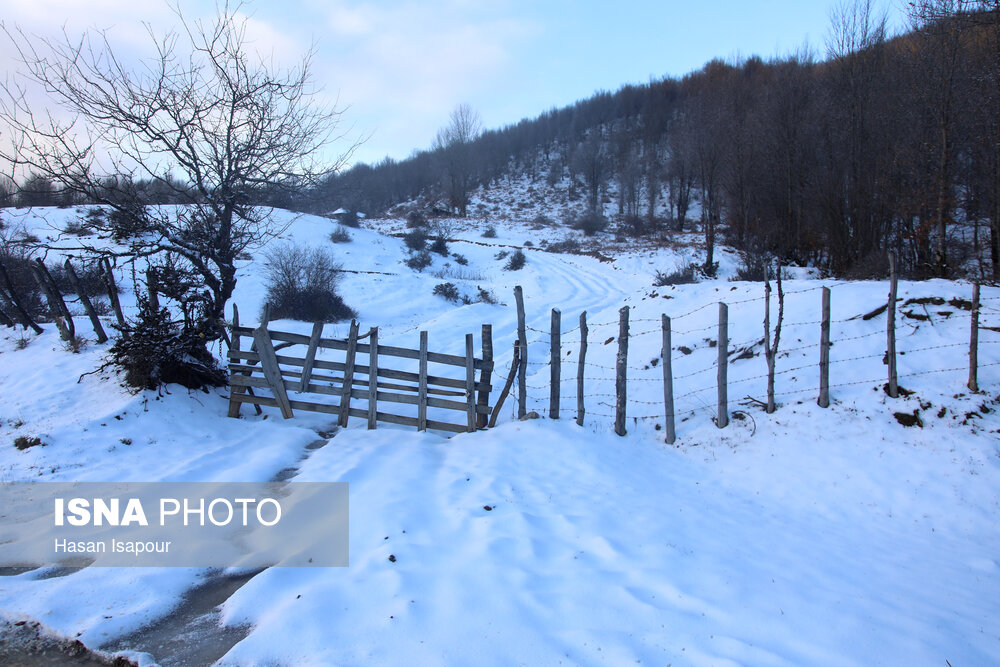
308,0 -> 1000,281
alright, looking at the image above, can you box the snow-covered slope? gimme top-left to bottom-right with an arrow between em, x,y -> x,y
1,206 -> 999,665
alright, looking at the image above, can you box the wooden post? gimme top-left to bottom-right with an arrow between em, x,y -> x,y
30,261 -> 72,341
338,320 -> 359,427
465,333 -> 476,432
662,314 -> 675,444
368,327 -> 379,429
614,305 -> 629,436
488,342 -> 519,428
299,321 -> 324,392
227,304 -> 244,418
145,267 -> 160,311
418,330 -> 429,431
577,311 -> 588,426
476,324 -> 493,428
254,325 -> 293,419
717,302 -> 729,428
887,253 -> 898,398
64,260 -> 108,343
99,257 -> 125,328
818,287 -> 831,408
0,303 -> 12,327
550,308 -> 561,419
763,265 -> 783,414
969,282 -> 980,392
514,285 -> 527,419
0,263 -> 42,334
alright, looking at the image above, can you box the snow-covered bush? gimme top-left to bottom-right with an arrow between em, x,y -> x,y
261,242 -> 356,323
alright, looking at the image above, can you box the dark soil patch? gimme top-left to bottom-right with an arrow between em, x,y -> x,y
894,411 -> 923,427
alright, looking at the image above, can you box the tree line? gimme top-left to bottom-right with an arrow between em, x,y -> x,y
310,0 -> 999,280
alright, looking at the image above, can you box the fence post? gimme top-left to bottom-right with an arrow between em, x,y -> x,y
969,282 -> 980,392
577,311 -> 588,426
476,324 -> 493,428
887,253 -> 898,398
338,320 -> 359,427
615,305 -> 629,436
0,262 -> 43,334
488,341 -> 519,428
145,267 -> 160,312
550,308 -> 561,419
0,304 -> 12,327
465,333 -> 477,432
717,302 -> 729,428
818,287 -> 831,408
30,261 -> 72,341
514,286 -> 527,419
227,304 -> 244,418
64,259 -> 108,343
662,314 -> 675,444
368,327 -> 379,429
418,330 -> 429,431
99,257 -> 125,328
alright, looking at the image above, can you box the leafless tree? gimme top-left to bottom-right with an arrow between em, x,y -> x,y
434,103 -> 482,216
0,1 -> 359,343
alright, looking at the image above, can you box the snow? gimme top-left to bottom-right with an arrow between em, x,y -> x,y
1,205 -> 999,665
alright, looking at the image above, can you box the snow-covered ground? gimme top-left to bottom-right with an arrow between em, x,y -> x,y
1,205 -> 999,665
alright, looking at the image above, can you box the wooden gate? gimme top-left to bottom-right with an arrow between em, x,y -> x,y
227,312 -> 494,434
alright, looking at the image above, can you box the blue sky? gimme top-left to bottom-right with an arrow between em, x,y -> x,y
0,0 -> 905,168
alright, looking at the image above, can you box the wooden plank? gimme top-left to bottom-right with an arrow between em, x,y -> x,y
229,374 -> 272,389
577,311 -> 587,426
99,257 -> 125,328
465,333 -> 476,432
662,314 -> 675,444
227,304 -> 246,418
368,327 -> 379,429
254,326 -> 293,419
818,287 -> 831,408
230,393 -> 280,409
299,321 -> 324,392
717,302 -> 729,428
30,261 -> 72,341
614,306 -> 629,436
418,331 -> 428,431
338,320 -> 359,427
476,324 -> 493,428
64,259 -> 108,343
550,308 -> 561,419
0,262 -> 42,334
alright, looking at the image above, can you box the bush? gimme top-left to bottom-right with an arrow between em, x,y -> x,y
403,228 -> 428,251
571,211 -> 608,236
406,250 -> 433,272
406,210 -> 428,229
109,298 -> 227,390
476,286 -> 498,304
531,214 -> 553,229
545,238 -> 580,254
14,435 -> 44,450
653,263 -> 697,286
430,236 -> 449,256
261,242 -> 356,323
504,249 -> 527,271
452,253 -> 468,266
482,226 -> 497,238
329,226 -> 352,243
339,210 -> 360,228
523,240 -> 534,247
109,206 -> 153,242
433,282 -> 461,303
495,250 -> 509,260
734,250 -> 770,282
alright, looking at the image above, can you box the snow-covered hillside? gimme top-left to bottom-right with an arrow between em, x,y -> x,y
1,205 -> 999,666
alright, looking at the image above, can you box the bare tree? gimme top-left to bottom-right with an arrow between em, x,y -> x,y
0,2 -> 358,350
434,103 -> 482,216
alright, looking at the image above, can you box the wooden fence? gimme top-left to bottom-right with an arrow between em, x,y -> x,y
227,308 -> 495,434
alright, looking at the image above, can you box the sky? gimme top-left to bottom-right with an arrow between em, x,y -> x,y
0,0 -> 906,169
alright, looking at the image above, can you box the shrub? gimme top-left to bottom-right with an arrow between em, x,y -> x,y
339,210 -> 360,228
403,228 -> 428,251
433,282 -> 461,303
329,226 -> 352,243
545,238 -> 580,254
406,210 -> 428,229
63,218 -> 93,237
734,251 -> 770,282
405,250 -> 433,272
430,236 -> 449,256
504,249 -> 527,271
109,206 -> 153,242
452,253 -> 468,266
531,214 -> 553,229
482,226 -> 497,238
494,250 -> 509,260
476,286 -> 498,304
571,211 -> 609,236
14,435 -> 43,450
653,263 -> 697,286
523,240 -> 534,247
261,242 -> 356,323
